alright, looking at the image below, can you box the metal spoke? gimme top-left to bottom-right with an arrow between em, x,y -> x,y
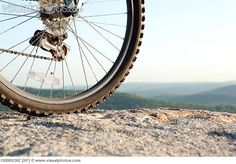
0,0 -> 39,12
62,61 -> 65,98
10,46 -> 37,84
50,61 -> 57,98
78,36 -> 107,73
76,19 -> 126,28
10,57 -> 29,84
23,26 -> 49,90
68,24 -> 107,75
0,30 -> 44,55
38,60 -> 53,96
10,27 -> 47,83
84,0 -> 120,4
80,17 -> 124,39
65,59 -> 77,95
1,42 -> 33,72
0,14 -> 39,36
68,26 -> 114,63
23,47 -> 38,91
75,30 -> 98,82
82,12 -> 127,18
0,55 -> 18,72
72,18 -> 89,90
79,15 -> 120,51
0,12 -> 38,23
0,29 -> 46,71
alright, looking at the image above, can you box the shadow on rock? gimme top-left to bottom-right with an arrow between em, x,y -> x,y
6,147 -> 32,156
0,147 -> 4,156
33,122 -> 86,131
208,130 -> 236,141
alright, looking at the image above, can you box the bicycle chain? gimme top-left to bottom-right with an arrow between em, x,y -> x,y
0,0 -> 65,61
0,48 -> 56,61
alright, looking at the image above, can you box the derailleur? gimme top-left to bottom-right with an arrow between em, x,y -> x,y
29,30 -> 69,61
29,0 -> 84,61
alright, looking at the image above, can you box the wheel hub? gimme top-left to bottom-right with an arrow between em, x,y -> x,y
29,0 -> 83,61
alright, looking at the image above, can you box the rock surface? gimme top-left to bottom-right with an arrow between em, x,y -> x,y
0,109 -> 236,157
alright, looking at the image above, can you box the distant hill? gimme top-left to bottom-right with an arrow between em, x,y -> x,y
174,85 -> 236,105
200,85 -> 236,97
98,92 -> 236,113
98,92 -> 159,109
119,82 -> 234,99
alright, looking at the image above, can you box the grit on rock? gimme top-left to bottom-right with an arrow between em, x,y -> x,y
0,109 -> 236,156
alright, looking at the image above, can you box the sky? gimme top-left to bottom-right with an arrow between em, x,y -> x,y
126,0 -> 236,83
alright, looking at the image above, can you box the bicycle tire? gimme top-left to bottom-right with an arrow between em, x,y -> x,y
0,0 -> 145,115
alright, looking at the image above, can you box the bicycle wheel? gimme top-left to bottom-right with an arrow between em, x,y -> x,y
0,0 -> 145,115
